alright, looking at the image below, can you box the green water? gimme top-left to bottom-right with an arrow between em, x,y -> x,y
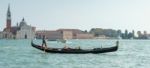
0,39 -> 150,68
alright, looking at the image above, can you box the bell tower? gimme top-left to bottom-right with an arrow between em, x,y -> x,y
6,4 -> 11,30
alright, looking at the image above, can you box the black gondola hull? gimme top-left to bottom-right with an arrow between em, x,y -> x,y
31,42 -> 118,54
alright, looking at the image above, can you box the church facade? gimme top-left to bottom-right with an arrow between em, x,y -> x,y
16,18 -> 36,39
0,5 -> 36,39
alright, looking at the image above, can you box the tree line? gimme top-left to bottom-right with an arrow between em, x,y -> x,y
89,28 -> 149,39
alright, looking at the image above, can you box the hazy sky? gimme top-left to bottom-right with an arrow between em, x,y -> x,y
0,0 -> 150,33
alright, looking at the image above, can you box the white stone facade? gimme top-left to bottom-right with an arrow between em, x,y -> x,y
16,19 -> 35,39
1,5 -> 35,39
16,25 -> 35,39
0,32 -> 14,39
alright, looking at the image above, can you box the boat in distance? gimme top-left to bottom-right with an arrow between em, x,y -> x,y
31,41 -> 119,54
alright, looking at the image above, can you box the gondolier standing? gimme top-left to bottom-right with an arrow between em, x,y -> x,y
42,35 -> 47,48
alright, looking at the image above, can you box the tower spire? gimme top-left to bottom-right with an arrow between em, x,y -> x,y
7,4 -> 11,19
8,4 -> 10,13
6,4 -> 11,29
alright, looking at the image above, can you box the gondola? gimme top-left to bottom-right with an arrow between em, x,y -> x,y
31,41 -> 119,54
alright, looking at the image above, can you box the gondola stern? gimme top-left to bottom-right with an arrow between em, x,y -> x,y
115,40 -> 119,51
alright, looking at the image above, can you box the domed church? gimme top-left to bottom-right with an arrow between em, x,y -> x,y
1,5 -> 36,39
16,18 -> 36,39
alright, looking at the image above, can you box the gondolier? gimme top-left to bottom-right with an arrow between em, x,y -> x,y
42,35 -> 47,48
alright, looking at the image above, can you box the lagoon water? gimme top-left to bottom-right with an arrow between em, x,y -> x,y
0,39 -> 150,68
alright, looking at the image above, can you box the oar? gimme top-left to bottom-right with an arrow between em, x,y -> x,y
44,47 -> 46,53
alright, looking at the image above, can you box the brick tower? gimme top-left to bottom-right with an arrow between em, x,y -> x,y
6,4 -> 11,32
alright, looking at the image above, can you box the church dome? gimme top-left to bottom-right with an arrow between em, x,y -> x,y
19,18 -> 27,27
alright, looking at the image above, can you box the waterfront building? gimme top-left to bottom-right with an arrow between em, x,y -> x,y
0,31 -> 13,39
2,4 -> 14,39
16,18 -> 36,39
57,29 -> 94,39
75,33 -> 94,39
147,34 -> 150,39
36,29 -> 94,40
94,35 -> 109,39
1,5 -> 35,39
61,31 -> 73,39
36,30 -> 62,40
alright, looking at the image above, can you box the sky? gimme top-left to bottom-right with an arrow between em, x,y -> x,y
0,0 -> 150,33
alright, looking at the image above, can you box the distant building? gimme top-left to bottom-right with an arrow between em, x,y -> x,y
3,31 -> 13,38
57,29 -> 94,39
76,33 -> 94,39
16,18 -> 36,39
36,30 -> 62,40
61,31 -> 73,39
147,34 -> 150,39
0,31 -> 13,39
2,4 -> 14,39
94,35 -> 109,39
36,29 -> 94,40
1,5 -> 35,39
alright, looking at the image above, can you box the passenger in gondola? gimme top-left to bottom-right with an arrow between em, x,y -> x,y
63,44 -> 68,49
74,45 -> 81,49
77,46 -> 81,50
42,35 -> 47,49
